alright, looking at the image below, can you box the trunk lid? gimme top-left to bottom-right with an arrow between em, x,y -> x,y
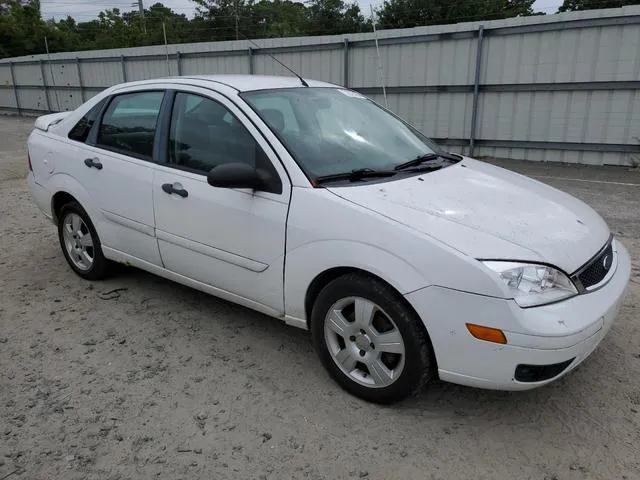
34,111 -> 72,132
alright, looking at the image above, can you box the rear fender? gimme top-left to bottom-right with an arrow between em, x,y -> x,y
48,173 -> 101,231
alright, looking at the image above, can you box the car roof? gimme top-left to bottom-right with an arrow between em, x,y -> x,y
162,74 -> 339,92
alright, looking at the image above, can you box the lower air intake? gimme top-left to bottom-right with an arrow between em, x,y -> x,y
514,359 -> 575,383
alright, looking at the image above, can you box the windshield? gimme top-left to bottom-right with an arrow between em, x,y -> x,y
241,88 -> 444,179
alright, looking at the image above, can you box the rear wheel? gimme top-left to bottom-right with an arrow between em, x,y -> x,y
57,201 -> 110,280
311,273 -> 433,404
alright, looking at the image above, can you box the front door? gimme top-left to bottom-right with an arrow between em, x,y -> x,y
152,88 -> 291,314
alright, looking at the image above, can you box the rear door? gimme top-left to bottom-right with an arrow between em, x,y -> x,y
75,89 -> 166,266
151,87 -> 291,314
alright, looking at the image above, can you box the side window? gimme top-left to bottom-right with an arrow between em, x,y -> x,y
97,91 -> 164,159
250,95 -> 300,135
68,99 -> 106,143
168,92 -> 282,193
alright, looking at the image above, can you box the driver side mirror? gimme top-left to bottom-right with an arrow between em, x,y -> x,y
207,162 -> 266,190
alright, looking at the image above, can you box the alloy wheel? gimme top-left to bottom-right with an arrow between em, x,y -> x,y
323,296 -> 406,388
62,212 -> 95,271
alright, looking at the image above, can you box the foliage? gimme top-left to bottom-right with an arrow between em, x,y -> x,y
558,0 -> 640,12
1,0 -> 545,59
377,0 -> 537,29
305,0 -> 370,35
0,0 -> 48,58
251,0 -> 309,38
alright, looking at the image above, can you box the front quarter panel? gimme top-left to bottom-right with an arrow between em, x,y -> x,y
284,186 -> 507,322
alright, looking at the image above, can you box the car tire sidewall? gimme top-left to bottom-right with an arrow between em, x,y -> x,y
57,202 -> 108,280
311,273 -> 433,404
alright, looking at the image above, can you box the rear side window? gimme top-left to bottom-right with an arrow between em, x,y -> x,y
68,99 -> 106,143
97,91 -> 164,160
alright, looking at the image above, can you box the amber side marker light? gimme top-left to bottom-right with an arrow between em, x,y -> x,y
466,323 -> 507,344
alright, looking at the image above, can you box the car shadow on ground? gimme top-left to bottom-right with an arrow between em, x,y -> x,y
110,262 -> 622,420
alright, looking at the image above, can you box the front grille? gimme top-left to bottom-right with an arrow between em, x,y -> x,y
576,241 -> 614,290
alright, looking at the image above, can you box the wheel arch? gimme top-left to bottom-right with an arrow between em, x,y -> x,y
47,173 -> 97,227
285,239 -> 428,323
304,267 -> 428,341
51,190 -> 78,225
305,267 -> 369,327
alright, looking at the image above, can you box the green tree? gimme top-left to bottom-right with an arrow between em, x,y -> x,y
193,0 -> 367,39
306,0 -> 368,35
0,0 -> 50,58
119,3 -> 194,46
251,0 -> 308,38
377,0 -> 536,29
93,9 -> 130,49
558,0 -> 640,11
148,2 -> 194,44
0,0 -> 550,59
0,0 -> 32,14
192,0 -> 254,40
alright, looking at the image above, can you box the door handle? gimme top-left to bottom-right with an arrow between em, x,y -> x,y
161,183 -> 188,198
84,158 -> 103,170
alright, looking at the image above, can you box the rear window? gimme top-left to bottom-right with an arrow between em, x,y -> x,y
68,99 -> 106,143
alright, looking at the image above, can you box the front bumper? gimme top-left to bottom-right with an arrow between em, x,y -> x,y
405,240 -> 631,391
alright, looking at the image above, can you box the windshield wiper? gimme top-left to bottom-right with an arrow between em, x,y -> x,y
394,151 -> 461,171
315,168 -> 396,184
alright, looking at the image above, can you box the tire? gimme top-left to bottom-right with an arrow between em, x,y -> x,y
57,201 -> 110,280
311,273 -> 434,404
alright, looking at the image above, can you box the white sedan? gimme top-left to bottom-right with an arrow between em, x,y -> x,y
27,75 -> 630,404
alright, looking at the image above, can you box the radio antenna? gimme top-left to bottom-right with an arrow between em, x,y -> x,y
239,33 -> 309,87
370,5 -> 388,108
44,37 -> 62,111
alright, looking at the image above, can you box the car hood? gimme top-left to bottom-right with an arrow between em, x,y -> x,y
326,158 -> 610,273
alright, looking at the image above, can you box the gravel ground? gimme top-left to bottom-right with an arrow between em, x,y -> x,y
1,115 -> 639,480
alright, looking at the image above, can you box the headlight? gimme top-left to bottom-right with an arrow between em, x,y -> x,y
482,261 -> 578,307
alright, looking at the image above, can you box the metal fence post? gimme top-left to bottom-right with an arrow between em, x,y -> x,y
120,55 -> 127,82
248,47 -> 254,74
469,24 -> 484,157
39,59 -> 52,112
8,62 -> 21,116
343,38 -> 350,88
76,57 -> 85,103
176,51 -> 182,76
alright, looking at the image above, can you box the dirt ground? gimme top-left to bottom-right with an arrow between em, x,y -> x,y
1,115 -> 639,480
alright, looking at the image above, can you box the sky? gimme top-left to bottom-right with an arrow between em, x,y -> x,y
40,0 -> 564,22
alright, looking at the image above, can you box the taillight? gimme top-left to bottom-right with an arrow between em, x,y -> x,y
28,151 -> 33,172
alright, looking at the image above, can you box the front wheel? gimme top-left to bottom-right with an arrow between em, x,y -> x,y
311,273 -> 434,404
